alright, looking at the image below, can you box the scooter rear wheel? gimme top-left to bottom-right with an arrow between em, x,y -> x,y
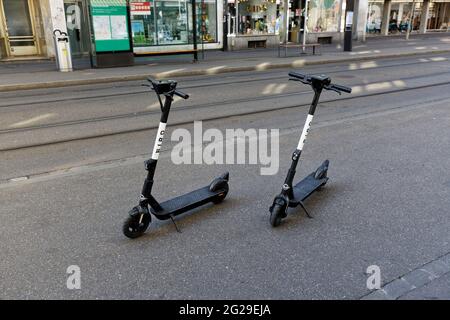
270,204 -> 285,227
123,213 -> 151,239
212,186 -> 228,204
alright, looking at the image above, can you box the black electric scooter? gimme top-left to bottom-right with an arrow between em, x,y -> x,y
123,79 -> 229,238
269,72 -> 351,227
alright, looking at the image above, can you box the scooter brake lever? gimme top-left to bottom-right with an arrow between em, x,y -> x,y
289,78 -> 310,85
325,86 -> 341,95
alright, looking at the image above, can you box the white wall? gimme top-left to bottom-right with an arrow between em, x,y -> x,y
41,0 -> 68,58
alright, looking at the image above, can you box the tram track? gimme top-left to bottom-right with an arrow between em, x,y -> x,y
2,76 -> 450,152
1,69 -> 449,135
0,53 -> 448,109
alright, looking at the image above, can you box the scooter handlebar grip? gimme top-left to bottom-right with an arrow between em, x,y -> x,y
331,84 -> 352,93
288,72 -> 307,80
174,90 -> 189,99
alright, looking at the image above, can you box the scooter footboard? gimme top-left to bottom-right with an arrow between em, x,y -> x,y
150,185 -> 215,218
292,162 -> 329,203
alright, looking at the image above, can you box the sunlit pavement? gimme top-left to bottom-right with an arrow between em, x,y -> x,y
1,52 -> 450,299
1,34 -> 450,92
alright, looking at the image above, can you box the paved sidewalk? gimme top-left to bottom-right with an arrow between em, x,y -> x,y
1,33 -> 450,92
362,252 -> 450,300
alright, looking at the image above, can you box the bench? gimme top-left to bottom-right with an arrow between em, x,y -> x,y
317,36 -> 332,44
278,43 -> 321,57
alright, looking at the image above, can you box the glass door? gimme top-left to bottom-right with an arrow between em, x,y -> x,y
64,0 -> 91,57
0,0 -> 38,56
64,0 -> 92,69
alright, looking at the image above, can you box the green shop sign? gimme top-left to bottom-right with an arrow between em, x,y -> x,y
90,0 -> 131,52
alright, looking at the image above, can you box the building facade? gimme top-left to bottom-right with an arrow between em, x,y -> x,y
0,0 -> 449,61
0,0 -> 66,60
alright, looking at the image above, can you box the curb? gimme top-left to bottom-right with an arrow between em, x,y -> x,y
361,252 -> 450,300
1,49 -> 449,92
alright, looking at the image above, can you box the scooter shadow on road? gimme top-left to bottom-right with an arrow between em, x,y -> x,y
120,196 -> 236,242
118,181 -> 339,241
271,183 -> 338,230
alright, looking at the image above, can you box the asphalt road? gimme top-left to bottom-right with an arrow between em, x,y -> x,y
1,53 -> 450,299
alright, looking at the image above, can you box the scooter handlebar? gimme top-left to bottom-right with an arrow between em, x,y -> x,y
329,84 -> 352,93
288,71 -> 308,81
174,90 -> 189,99
289,72 -> 351,94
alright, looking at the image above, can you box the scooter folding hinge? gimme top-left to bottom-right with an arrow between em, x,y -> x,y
169,215 -> 182,233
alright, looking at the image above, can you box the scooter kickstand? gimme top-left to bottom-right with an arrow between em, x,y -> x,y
169,215 -> 182,233
299,201 -> 313,219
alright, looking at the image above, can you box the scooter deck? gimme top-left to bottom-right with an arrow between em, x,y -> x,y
290,172 -> 328,206
150,185 -> 223,219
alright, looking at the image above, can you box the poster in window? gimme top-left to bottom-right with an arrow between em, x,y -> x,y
93,16 -> 112,40
111,15 -> 128,39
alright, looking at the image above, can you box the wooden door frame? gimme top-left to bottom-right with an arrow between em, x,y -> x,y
0,0 -> 40,57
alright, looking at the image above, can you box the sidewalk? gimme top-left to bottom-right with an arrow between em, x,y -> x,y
362,251 -> 450,300
1,34 -> 450,92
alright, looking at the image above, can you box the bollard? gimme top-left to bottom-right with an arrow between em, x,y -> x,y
53,29 -> 73,72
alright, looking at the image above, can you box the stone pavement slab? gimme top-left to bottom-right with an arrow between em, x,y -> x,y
362,252 -> 450,300
399,273 -> 450,299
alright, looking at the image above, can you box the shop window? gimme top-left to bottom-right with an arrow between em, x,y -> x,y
196,0 -> 217,43
237,0 -> 281,35
388,3 -> 415,33
131,1 -> 156,46
157,0 -> 189,44
366,2 -> 382,33
307,0 -> 340,33
131,0 -> 218,47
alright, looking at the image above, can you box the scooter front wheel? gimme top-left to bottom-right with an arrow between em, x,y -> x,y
122,213 -> 151,239
270,203 -> 285,227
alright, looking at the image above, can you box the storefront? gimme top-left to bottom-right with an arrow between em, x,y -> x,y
428,1 -> 450,30
227,0 -> 282,50
226,0 -> 346,49
366,0 -> 450,36
366,1 -> 383,33
129,0 -> 223,53
305,0 -> 343,42
388,1 -> 422,33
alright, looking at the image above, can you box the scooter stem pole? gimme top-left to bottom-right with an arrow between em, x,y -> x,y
297,89 -> 322,151
284,89 -> 322,189
150,94 -> 173,162
141,94 -> 174,199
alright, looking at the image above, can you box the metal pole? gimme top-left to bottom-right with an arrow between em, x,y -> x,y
222,0 -> 228,51
344,0 -> 354,51
201,0 -> 204,59
302,0 -> 309,53
192,0 -> 198,61
283,0 -> 289,44
406,0 -> 415,40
